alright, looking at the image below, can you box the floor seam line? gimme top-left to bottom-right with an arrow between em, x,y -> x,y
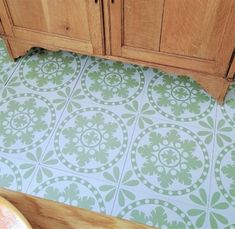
65,55 -> 89,101
39,164 -> 118,185
206,104 -> 218,216
110,113 -> 140,215
3,56 -> 24,86
110,81 -> 147,215
36,57 -> 89,164
25,163 -> 40,193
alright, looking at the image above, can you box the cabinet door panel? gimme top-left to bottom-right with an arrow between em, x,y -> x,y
6,0 -> 90,40
123,0 -> 163,51
110,0 -> 164,56
109,0 -> 235,76
3,0 -> 103,55
160,0 -> 232,60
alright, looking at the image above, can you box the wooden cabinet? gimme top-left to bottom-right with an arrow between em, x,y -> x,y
109,0 -> 234,77
0,0 -> 103,55
109,0 -> 164,55
227,56 -> 235,81
161,0 -> 231,60
160,0 -> 234,77
0,0 -> 234,103
0,18 -> 4,34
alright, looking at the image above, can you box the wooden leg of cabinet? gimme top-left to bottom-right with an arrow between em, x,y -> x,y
190,74 -> 230,105
3,39 -> 33,60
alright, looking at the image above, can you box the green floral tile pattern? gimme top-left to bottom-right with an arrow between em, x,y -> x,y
122,100 -> 155,129
100,167 -> 139,207
198,116 -> 233,147
118,199 -> 194,229
131,123 -> 209,195
188,188 -> 229,229
0,156 -> 22,191
221,84 -> 235,127
20,148 -> 58,183
19,49 -> 81,92
0,40 -> 16,69
0,40 -> 18,90
0,38 -> 235,228
32,176 -> 106,213
0,68 -> 13,92
148,70 -> 215,122
1,76 -> 21,98
53,88 -> 85,113
215,143 -> 235,207
54,107 -> 128,173
0,93 -> 56,153
81,59 -> 145,105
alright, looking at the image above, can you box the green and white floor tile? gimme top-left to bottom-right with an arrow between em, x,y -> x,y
0,41 -> 20,91
26,167 -> 114,215
0,38 -> 235,229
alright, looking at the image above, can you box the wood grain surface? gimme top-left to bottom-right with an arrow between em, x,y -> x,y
123,0 -> 164,51
161,0 -> 232,60
0,18 -> 4,34
0,188 -> 156,229
2,0 -> 104,55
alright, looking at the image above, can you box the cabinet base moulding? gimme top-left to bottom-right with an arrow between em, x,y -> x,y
2,38 -> 232,104
104,54 -> 231,105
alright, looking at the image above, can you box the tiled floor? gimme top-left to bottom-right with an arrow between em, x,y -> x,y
0,39 -> 235,229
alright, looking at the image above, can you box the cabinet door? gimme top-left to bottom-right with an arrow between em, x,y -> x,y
160,0 -> 232,60
1,0 -> 103,55
109,0 -> 235,77
109,0 -> 164,56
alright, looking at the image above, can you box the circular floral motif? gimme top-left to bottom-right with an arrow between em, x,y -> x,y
10,113 -> 31,130
55,107 -> 128,173
0,156 -> 22,191
0,93 -> 56,153
131,123 -> 209,195
148,73 -> 215,122
19,49 -> 81,92
81,60 -> 145,105
221,84 -> 235,127
118,199 -> 194,229
41,62 -> 59,75
172,86 -> 191,101
32,176 -> 105,213
159,147 -> 181,167
215,143 -> 235,207
81,129 -> 102,147
104,73 -> 122,87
